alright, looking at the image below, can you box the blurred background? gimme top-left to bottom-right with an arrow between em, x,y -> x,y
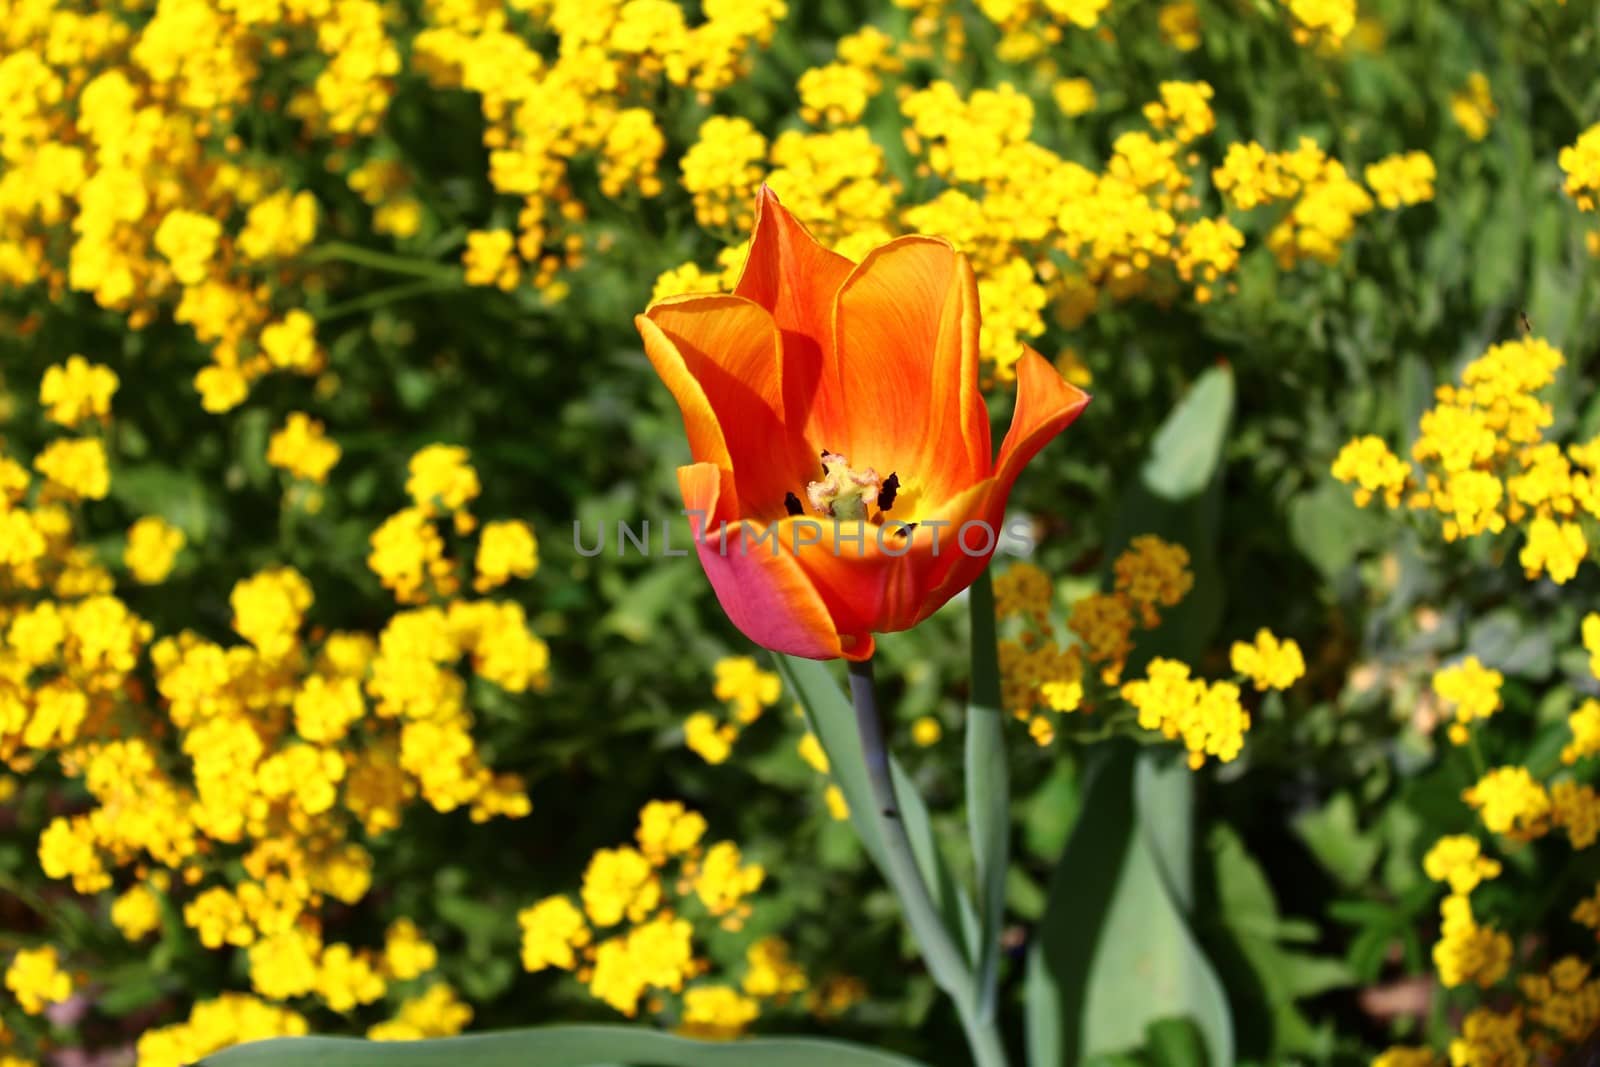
1,0 -> 1599,1063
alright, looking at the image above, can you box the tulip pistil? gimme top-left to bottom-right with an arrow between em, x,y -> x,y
807,451 -> 886,521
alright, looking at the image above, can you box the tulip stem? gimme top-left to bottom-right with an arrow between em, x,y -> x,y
847,658 -> 1010,1067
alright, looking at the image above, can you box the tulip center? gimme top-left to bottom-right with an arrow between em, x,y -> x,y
800,451 -> 900,522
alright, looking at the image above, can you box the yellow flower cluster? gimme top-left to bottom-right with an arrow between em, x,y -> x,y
416,0 -> 785,297
1450,73 -> 1498,142
1382,598 -> 1600,1064
1120,659 -> 1250,770
4,946 -> 72,1015
1280,0 -> 1356,49
683,656 -> 783,764
0,1 -> 385,412
678,657 -> 845,818
0,363 -> 541,1054
1430,656 -> 1504,745
663,44 -> 1432,381
1229,630 -> 1307,692
1335,336 -> 1600,584
518,800 -> 815,1037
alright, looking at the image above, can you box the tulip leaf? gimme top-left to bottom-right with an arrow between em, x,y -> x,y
965,568 -> 1010,1022
777,656 -> 978,969
1024,742 -> 1234,1067
198,1026 -> 930,1067
1109,365 -> 1234,675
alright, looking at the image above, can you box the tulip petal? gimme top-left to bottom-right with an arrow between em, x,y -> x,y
735,187 -> 854,447
641,295 -> 816,521
833,237 -> 988,503
992,345 -> 1091,502
680,464 -> 875,662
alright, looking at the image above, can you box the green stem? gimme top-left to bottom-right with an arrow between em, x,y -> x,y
847,658 -> 1008,1067
965,569 -> 1009,1025
305,241 -> 461,282
316,277 -> 461,322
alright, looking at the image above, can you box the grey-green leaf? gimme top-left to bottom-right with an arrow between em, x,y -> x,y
199,1026 -> 930,1067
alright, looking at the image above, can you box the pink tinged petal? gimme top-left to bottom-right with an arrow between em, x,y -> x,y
679,464 -> 874,661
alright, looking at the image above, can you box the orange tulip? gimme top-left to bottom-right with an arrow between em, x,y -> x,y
636,188 -> 1090,661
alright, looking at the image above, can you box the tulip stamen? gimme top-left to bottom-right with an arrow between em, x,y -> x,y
806,451 -> 882,521
783,492 -> 804,516
877,473 -> 899,512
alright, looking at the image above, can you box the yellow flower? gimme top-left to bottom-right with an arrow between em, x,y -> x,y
383,918 -> 438,981
368,983 -> 473,1040
911,716 -> 942,746
518,896 -> 592,972
474,519 -> 539,592
1431,656 -> 1503,743
260,310 -> 320,372
267,413 -> 341,484
685,711 -> 737,764
317,943 -> 387,1012
1432,893 -> 1511,989
238,190 -> 318,261
635,800 -> 707,866
5,946 -> 73,1014
111,884 -> 163,941
1364,151 -> 1436,210
581,846 -> 661,927
124,516 -> 185,584
1450,73 -> 1496,142
1463,766 -> 1551,840
1564,698 -> 1600,765
678,985 -> 760,1040
34,438 -> 110,500
154,209 -> 222,285
40,355 -> 118,426
691,841 -> 764,920
1421,835 -> 1501,896
463,230 -> 520,290
1121,658 -> 1251,769
713,656 -> 781,724
1157,1 -> 1201,50
1230,629 -> 1306,691
407,445 -> 480,516
1052,78 -> 1097,117
1520,515 -> 1587,584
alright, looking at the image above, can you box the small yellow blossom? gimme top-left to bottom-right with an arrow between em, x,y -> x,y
268,413 -> 341,484
5,946 -> 73,1014
518,896 -> 591,972
1230,630 -> 1306,691
125,517 -> 185,584
35,438 -> 110,500
40,356 -> 118,426
1464,766 -> 1551,840
1364,151 -> 1436,210
1422,835 -> 1502,896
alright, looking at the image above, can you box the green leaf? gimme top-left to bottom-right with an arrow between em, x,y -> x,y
775,657 -> 978,967
1291,793 -> 1381,890
1024,742 -> 1234,1067
1138,368 -> 1235,502
199,1026 -> 929,1067
1144,1019 -> 1211,1067
1206,825 -> 1353,1058
964,569 -> 1009,1022
1108,366 -> 1236,672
